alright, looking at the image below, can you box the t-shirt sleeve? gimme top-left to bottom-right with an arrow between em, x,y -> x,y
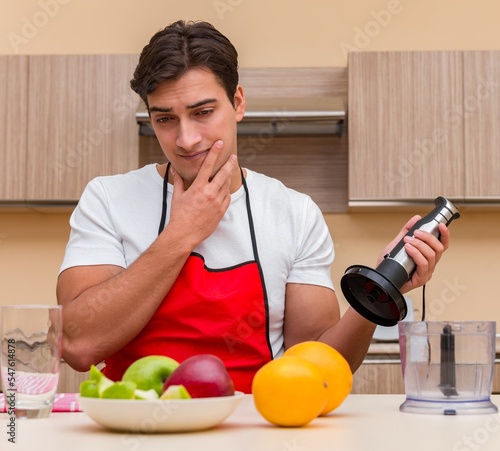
59,179 -> 127,274
286,197 -> 335,291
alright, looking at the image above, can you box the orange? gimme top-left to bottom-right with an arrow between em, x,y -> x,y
284,341 -> 352,415
252,356 -> 327,427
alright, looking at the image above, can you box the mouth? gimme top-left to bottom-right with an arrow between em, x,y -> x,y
179,150 -> 209,162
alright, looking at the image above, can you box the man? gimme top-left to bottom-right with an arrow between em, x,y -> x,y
57,20 -> 449,393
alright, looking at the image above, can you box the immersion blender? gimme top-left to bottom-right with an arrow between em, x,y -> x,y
340,196 -> 461,327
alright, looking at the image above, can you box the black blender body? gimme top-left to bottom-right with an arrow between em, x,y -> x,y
340,197 -> 461,326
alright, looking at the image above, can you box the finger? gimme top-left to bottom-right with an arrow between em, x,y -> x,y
170,164 -> 185,198
196,140 -> 224,182
404,236 -> 436,272
402,215 -> 421,235
393,215 -> 421,243
398,220 -> 451,293
209,154 -> 238,190
402,227 -> 448,289
377,215 -> 422,265
407,228 -> 445,261
400,242 -> 431,291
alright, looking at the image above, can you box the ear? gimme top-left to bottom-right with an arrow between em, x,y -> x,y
233,85 -> 246,122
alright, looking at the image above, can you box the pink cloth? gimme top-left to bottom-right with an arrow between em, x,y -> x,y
4,372 -> 59,394
0,393 -> 81,413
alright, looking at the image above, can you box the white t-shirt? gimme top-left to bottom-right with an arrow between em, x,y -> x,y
60,164 -> 335,357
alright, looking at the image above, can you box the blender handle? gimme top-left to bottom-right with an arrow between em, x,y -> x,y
384,196 -> 461,261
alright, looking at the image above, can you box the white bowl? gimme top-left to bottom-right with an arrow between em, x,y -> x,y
78,392 -> 244,433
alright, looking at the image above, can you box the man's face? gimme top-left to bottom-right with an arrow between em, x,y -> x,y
147,68 -> 245,188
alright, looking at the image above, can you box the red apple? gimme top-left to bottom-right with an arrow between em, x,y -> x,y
163,354 -> 235,398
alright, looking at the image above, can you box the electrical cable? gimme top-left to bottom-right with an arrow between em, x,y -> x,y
421,284 -> 426,321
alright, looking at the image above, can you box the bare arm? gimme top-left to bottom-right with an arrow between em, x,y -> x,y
283,284 -> 375,373
57,142 -> 237,371
283,217 -> 450,373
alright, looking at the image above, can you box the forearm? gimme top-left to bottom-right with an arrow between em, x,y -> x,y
58,224 -> 194,371
318,307 -> 376,373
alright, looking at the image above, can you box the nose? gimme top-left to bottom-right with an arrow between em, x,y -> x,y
176,120 -> 202,150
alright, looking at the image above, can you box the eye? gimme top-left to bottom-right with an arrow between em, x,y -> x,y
196,109 -> 214,117
154,114 -> 178,126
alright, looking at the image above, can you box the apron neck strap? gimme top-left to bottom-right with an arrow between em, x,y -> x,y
158,162 -> 171,236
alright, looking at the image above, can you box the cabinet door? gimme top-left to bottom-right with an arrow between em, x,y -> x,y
464,51 -> 500,200
26,55 -> 140,201
0,56 -> 28,201
348,52 -> 465,202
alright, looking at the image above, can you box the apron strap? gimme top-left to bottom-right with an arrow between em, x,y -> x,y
158,162 -> 171,236
241,169 -> 269,304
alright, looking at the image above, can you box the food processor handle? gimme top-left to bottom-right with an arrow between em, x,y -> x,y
381,197 -> 460,278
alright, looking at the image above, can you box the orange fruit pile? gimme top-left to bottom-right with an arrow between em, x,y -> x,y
252,341 -> 353,427
284,341 -> 353,415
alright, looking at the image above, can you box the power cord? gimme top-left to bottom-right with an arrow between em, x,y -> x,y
421,284 -> 426,321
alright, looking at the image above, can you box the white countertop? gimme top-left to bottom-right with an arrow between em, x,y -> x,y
3,394 -> 500,451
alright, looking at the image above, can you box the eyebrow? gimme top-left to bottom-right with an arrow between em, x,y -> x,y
149,98 -> 218,114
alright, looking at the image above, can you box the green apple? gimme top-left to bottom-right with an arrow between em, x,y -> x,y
122,355 -> 179,396
101,381 -> 137,399
134,388 -> 160,400
79,380 -> 100,398
160,385 -> 191,400
79,365 -> 114,398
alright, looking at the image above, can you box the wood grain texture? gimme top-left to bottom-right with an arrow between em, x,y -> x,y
26,54 -> 141,201
0,56 -> 28,200
239,67 -> 347,100
464,51 -> 500,200
352,362 -> 405,394
348,51 -> 465,201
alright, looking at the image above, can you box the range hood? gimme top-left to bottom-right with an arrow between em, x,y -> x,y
135,97 -> 345,137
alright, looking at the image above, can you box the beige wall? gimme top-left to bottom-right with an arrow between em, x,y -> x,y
3,0 -> 500,64
1,0 -> 500,323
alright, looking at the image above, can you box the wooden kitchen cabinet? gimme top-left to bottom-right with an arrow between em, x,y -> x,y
26,55 -> 140,201
352,360 -> 500,394
464,51 -> 500,201
348,51 -> 465,203
351,361 -> 404,394
0,56 -> 29,201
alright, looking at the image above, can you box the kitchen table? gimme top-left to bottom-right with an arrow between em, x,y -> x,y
2,394 -> 500,451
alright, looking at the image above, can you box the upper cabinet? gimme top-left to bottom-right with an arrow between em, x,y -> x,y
463,51 -> 500,200
26,55 -> 140,201
348,51 -> 465,203
0,56 -> 29,201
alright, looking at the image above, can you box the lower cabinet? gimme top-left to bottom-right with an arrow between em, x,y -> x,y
352,361 -> 404,394
352,359 -> 500,395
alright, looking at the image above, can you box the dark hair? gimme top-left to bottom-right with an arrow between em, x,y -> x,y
130,20 -> 239,106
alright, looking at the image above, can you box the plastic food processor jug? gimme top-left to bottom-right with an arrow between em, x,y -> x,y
398,321 -> 498,415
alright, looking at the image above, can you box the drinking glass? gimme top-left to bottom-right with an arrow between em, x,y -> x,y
1,305 -> 63,419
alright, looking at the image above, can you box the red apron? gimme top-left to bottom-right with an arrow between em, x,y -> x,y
103,167 -> 273,393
